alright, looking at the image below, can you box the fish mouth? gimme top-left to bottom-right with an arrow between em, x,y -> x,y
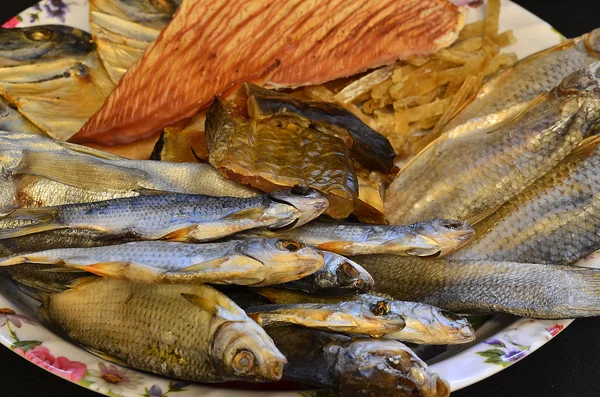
267,188 -> 329,229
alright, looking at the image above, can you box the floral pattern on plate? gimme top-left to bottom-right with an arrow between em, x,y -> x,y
0,0 -> 584,396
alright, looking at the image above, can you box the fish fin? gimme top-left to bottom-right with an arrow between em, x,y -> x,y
0,254 -> 54,267
161,226 -> 198,242
2,207 -> 58,222
316,241 -> 352,253
66,276 -> 101,290
79,345 -> 130,367
567,135 -> 600,159
181,256 -> 265,285
223,206 -> 267,221
55,141 -> 126,161
463,202 -> 505,226
13,277 -> 70,294
18,151 -> 147,192
73,261 -> 131,278
0,222 -> 64,240
180,293 -> 217,315
181,257 -> 229,272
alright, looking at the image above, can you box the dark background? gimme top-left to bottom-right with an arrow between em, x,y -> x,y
1,1 -> 599,396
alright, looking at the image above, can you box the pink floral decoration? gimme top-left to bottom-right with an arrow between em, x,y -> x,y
545,324 -> 564,337
2,17 -> 21,28
14,345 -> 87,382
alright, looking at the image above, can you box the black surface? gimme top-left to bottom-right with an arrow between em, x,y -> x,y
1,1 -> 600,397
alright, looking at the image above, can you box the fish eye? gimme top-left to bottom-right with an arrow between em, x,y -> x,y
339,261 -> 360,278
291,185 -> 311,196
26,28 -> 53,42
277,239 -> 301,252
442,220 -> 464,229
232,350 -> 255,374
371,300 -> 391,316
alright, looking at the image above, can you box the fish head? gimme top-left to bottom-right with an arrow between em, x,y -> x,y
325,252 -> 375,293
267,187 -> 329,229
237,238 -> 325,282
583,28 -> 600,57
408,219 -> 476,257
330,339 -> 450,397
432,308 -> 476,342
0,26 -> 94,66
558,61 -> 600,96
211,320 -> 286,382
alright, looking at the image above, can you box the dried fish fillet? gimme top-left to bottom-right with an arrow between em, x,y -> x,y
71,0 -> 467,146
206,99 -> 357,218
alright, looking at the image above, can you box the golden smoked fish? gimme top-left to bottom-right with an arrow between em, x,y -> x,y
36,277 -> 286,383
385,62 -> 600,225
453,135 -> 600,265
444,28 -> 600,137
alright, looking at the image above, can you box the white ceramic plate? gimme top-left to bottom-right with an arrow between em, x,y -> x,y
0,1 -> 582,396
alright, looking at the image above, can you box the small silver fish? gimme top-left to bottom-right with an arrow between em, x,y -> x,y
246,300 -> 406,337
0,238 -> 324,286
0,131 -> 259,214
0,189 -> 328,242
242,219 -> 474,256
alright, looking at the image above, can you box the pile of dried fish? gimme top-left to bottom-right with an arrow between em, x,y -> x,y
3,1 -> 600,396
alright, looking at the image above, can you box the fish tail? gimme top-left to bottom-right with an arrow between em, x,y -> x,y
0,207 -> 63,239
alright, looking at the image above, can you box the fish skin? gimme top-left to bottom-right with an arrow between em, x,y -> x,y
89,0 -> 180,84
0,189 -> 328,242
452,135 -> 600,265
0,27 -> 114,141
275,251 -> 374,295
351,255 -> 600,319
41,278 -> 286,382
265,325 -> 450,397
0,25 -> 95,66
241,219 -> 474,257
0,238 -> 324,286
0,131 -> 258,213
245,82 -> 395,172
385,62 -> 600,225
443,28 -> 600,138
0,97 -> 44,135
71,0 -> 467,146
90,0 -> 180,29
250,289 -> 474,345
246,301 -> 406,338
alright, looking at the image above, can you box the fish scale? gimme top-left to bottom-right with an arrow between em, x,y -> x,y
385,63 -> 600,225
443,29 -> 600,135
453,136 -> 600,265
0,189 -> 328,242
43,278 -> 286,382
0,239 -> 324,286
352,254 -> 600,318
